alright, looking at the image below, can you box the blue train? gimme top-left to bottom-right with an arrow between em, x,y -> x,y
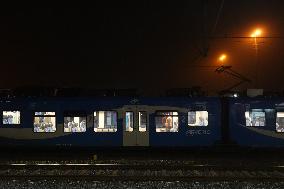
0,96 -> 283,149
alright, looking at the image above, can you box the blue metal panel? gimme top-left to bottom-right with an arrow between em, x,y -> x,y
0,97 -> 221,148
229,97 -> 284,147
147,97 -> 221,147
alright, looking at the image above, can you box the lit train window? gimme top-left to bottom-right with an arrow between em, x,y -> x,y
34,112 -> 56,133
245,109 -> 265,126
276,112 -> 284,132
3,111 -> 20,124
64,117 -> 86,132
94,111 -> 117,132
188,111 -> 208,126
35,112 -> 55,116
155,111 -> 178,132
125,112 -> 134,132
139,111 -> 147,132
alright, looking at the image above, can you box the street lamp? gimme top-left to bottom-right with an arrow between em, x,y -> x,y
251,28 -> 262,38
218,54 -> 227,62
218,53 -> 227,65
251,28 -> 262,52
250,28 -> 262,87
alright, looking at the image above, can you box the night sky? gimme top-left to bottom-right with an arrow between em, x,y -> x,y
0,1 -> 284,95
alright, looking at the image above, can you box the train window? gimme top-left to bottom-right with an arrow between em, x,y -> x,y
125,112 -> 133,132
155,111 -> 178,132
139,111 -> 147,132
34,112 -> 56,133
3,111 -> 20,124
64,117 -> 86,132
94,111 -> 117,132
276,112 -> 284,132
188,111 -> 208,126
245,109 -> 265,126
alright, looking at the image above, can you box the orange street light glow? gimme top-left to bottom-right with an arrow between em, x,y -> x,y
218,54 -> 227,62
251,29 -> 262,38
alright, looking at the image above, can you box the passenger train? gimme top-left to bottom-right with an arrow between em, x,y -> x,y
0,95 -> 284,149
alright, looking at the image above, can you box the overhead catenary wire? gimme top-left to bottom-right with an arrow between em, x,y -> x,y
211,0 -> 225,35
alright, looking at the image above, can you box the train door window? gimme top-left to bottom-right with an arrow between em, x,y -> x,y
125,111 -> 134,132
155,111 -> 178,132
64,116 -> 86,132
276,112 -> 284,132
138,111 -> 147,132
3,111 -> 20,125
188,111 -> 208,126
34,112 -> 56,132
245,109 -> 265,126
94,111 -> 117,132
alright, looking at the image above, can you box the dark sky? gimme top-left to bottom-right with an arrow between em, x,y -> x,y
0,1 -> 284,95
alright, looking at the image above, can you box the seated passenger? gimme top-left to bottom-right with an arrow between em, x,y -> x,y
80,120 -> 86,132
198,116 -> 208,126
68,121 -> 73,131
64,123 -> 69,132
44,123 -> 50,132
246,116 -> 252,126
71,124 -> 77,132
50,122 -> 55,132
8,115 -> 13,124
3,116 -> 8,124
276,122 -> 284,132
253,118 -> 262,126
170,122 -> 178,132
34,124 -> 40,132
40,122 -> 46,132
165,117 -> 172,131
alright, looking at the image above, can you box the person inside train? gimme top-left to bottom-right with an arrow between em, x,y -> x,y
246,116 -> 252,126
170,121 -> 178,132
34,123 -> 40,132
276,116 -> 284,132
64,120 -> 69,132
47,122 -> 54,132
3,115 -> 8,124
165,116 -> 172,131
68,120 -> 74,132
39,122 -> 45,132
71,122 -> 78,132
252,117 -> 264,126
79,120 -> 86,132
198,116 -> 208,126
276,122 -> 284,132
8,115 -> 13,124
44,123 -> 50,132
3,115 -> 14,124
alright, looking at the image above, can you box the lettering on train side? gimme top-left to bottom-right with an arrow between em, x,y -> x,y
186,130 -> 211,136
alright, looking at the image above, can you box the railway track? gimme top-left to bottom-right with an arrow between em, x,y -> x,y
1,161 -> 284,181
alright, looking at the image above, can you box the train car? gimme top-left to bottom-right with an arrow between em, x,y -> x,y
229,97 -> 284,148
0,97 -> 221,149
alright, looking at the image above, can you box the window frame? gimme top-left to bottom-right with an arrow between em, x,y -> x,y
138,111 -> 147,132
93,110 -> 118,133
33,111 -> 56,133
155,111 -> 179,133
2,110 -> 21,125
187,110 -> 209,127
276,111 -> 284,133
63,111 -> 87,133
125,111 -> 134,132
245,109 -> 266,127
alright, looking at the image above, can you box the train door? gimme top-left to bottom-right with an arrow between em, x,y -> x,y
123,106 -> 149,146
